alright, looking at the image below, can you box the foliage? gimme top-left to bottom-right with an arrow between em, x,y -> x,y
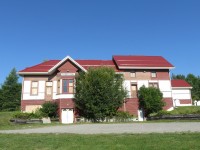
115,111 -> 133,122
12,111 -> 42,120
0,68 -> 21,111
74,67 -> 127,122
138,86 -> 164,117
172,73 -> 200,100
39,102 -> 58,118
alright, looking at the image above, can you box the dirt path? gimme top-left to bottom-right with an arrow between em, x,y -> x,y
1,122 -> 200,134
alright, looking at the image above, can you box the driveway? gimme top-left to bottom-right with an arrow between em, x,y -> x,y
1,122 -> 200,134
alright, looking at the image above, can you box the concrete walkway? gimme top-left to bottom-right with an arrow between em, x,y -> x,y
1,122 -> 200,134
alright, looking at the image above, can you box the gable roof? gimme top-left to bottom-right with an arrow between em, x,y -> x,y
113,55 -> 174,69
18,56 -> 87,75
171,79 -> 192,89
18,55 -> 174,75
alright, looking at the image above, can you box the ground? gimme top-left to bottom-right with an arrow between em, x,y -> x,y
1,122 -> 200,134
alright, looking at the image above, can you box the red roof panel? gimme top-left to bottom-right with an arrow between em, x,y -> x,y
19,55 -> 174,74
113,55 -> 174,68
171,79 -> 192,88
19,60 -> 60,72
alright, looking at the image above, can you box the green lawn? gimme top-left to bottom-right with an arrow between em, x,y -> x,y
169,106 -> 200,115
0,111 -> 61,130
0,133 -> 200,150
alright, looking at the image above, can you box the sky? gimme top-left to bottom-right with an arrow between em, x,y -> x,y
0,0 -> 200,84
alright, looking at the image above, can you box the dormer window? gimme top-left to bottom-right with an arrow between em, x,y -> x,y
151,71 -> 157,78
130,72 -> 136,78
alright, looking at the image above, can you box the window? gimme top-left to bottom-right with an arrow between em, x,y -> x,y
63,79 -> 74,93
57,80 -> 60,94
31,81 -> 38,95
46,82 -> 52,95
130,72 -> 136,78
149,82 -> 159,88
151,71 -> 157,78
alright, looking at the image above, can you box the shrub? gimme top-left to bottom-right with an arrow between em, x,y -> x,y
115,111 -> 133,122
12,112 -> 42,119
40,102 -> 58,118
13,112 -> 31,119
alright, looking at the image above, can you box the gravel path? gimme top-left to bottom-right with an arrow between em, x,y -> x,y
1,122 -> 200,134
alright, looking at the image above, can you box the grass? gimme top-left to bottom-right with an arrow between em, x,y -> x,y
0,133 -> 200,150
0,111 -> 61,130
169,106 -> 200,115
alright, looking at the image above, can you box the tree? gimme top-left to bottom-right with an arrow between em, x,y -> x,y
138,86 -> 164,117
171,73 -> 185,80
0,68 -> 21,111
74,67 -> 127,122
40,102 -> 58,118
186,74 -> 200,100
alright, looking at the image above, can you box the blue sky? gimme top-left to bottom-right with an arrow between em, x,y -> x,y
0,0 -> 200,84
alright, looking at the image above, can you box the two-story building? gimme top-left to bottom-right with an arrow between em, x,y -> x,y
18,55 -> 192,123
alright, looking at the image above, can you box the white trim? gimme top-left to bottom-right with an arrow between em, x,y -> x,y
18,72 -> 49,75
48,56 -> 87,73
172,87 -> 192,89
118,66 -> 175,69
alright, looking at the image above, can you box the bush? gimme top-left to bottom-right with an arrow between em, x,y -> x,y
115,111 -> 133,122
150,110 -> 171,117
12,111 -> 42,120
40,102 -> 58,118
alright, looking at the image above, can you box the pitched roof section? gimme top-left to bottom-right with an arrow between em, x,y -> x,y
48,56 -> 87,73
113,55 -> 174,69
76,60 -> 119,71
18,55 -> 174,75
171,80 -> 192,88
19,60 -> 60,74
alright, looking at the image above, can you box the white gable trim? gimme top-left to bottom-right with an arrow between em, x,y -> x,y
48,55 -> 87,74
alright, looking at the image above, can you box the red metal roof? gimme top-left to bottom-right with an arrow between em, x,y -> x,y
171,80 -> 192,88
19,55 -> 174,74
76,60 -> 119,71
113,55 -> 174,68
19,60 -> 60,72
19,59 -> 119,73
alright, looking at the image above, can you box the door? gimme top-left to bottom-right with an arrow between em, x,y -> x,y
45,82 -> 53,101
131,84 -> 137,98
61,109 -> 74,124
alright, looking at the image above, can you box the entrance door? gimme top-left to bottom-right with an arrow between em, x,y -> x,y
131,84 -> 137,98
61,109 -> 74,124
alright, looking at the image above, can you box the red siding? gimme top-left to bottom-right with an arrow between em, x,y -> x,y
152,71 -> 170,80
179,99 -> 192,104
163,98 -> 173,110
21,100 -> 46,111
58,61 -> 78,73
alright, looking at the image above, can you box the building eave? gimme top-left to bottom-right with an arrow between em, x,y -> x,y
118,66 -> 175,70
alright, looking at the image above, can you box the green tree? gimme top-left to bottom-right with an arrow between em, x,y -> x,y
0,68 -> 21,111
171,73 -> 186,80
186,74 -> 200,100
74,67 -> 127,122
40,102 -> 58,118
138,86 -> 164,117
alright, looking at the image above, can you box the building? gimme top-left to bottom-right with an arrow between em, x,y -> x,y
18,55 -> 192,123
